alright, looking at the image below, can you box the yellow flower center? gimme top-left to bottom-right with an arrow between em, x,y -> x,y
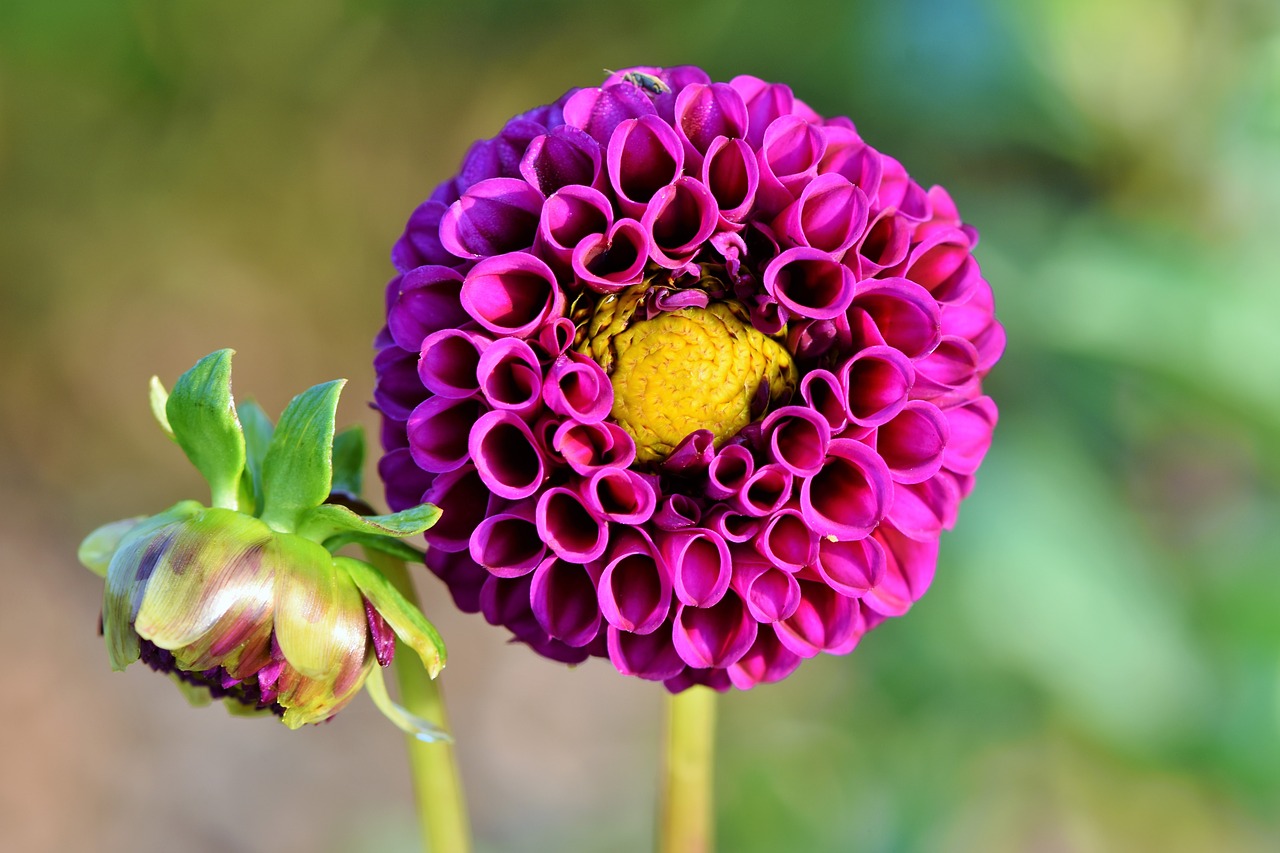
577,282 -> 798,464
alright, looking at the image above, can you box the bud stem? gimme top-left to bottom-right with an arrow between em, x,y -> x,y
366,549 -> 472,853
658,686 -> 717,853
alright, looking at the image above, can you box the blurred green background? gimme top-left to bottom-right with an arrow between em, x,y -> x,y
3,0 -> 1278,850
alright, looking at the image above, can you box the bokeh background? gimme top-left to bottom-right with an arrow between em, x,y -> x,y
3,0 -> 1279,850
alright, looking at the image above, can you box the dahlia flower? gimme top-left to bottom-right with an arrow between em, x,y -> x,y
375,66 -> 1004,692
80,350 -> 448,731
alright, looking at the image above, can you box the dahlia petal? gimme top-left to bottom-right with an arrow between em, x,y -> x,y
653,494 -> 703,531
536,486 -> 609,563
530,556 -> 603,647
562,83 -> 658,145
755,115 -> 827,215
672,593 -> 757,669
705,443 -> 755,500
479,573 -> 538,631
886,473 -> 961,541
850,277 -> 942,360
799,368 -> 850,432
378,447 -> 433,513
764,405 -> 831,477
815,535 -> 885,599
773,579 -> 863,658
799,438 -> 892,540
733,463 -> 793,517
903,227 -> 981,306
456,119 -> 545,191
374,344 -> 429,421
818,125 -> 883,197
729,75 -> 795,148
365,598 -> 396,667
606,115 -> 684,217
417,328 -> 489,399
571,218 -> 649,293
772,173 -> 869,257
607,623 -> 686,681
535,185 -> 614,267
387,265 -> 469,353
941,395 -> 998,475
730,554 -> 802,622
663,667 -> 734,694
273,536 -> 368,680
598,529 -> 671,634
877,400 -> 950,484
838,345 -> 914,427
519,125 -> 602,196
911,336 -> 981,403
468,410 -> 546,499
476,336 -> 543,417
543,352 -> 613,423
552,419 -> 636,474
439,177 -> 543,260
460,252 -> 564,338
674,83 -> 748,163
863,523 -> 939,616
336,556 -> 445,677
874,154 -> 930,222
701,504 -> 761,544
469,498 -> 545,578
392,200 -> 461,272
642,177 -> 719,269
425,547 -> 488,614
940,277 -> 1005,373
753,508 -> 818,573
856,210 -> 913,273
406,396 -> 485,474
583,466 -> 657,524
763,247 -> 856,320
662,429 -> 715,475
422,464 -> 496,553
537,316 -> 577,358
727,628 -> 802,689
659,527 -> 732,607
701,136 -> 759,224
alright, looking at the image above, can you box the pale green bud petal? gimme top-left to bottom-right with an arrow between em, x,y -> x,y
272,533 -> 368,680
78,516 -> 145,578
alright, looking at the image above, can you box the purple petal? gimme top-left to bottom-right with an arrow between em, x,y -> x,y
543,352 -> 613,423
607,622 -> 686,681
850,278 -> 942,359
583,467 -> 657,524
468,410 -> 546,499
607,115 -> 684,217
815,535 -> 885,599
771,172 -> 869,257
417,329 -> 489,399
530,556 -> 603,647
705,443 -> 755,500
838,345 -> 914,427
562,83 -> 658,145
469,498 -> 545,578
661,429 -> 715,475
818,124 -> 883,197
378,447 -> 434,512
426,540 -> 490,614
536,486 -> 608,563
877,401 -> 950,484
799,368 -> 849,433
407,396 -> 486,474
674,83 -> 748,162
374,343 -> 429,421
730,554 -> 802,622
439,177 -> 544,259
365,598 -> 396,667
652,493 -> 702,531
535,185 -> 614,266
460,252 -> 564,338
727,628 -> 802,689
886,473 -> 961,541
701,136 -> 759,224
755,115 -> 826,216
520,125 -> 602,196
753,508 -> 817,572
863,523 -> 938,616
672,593 -> 758,669
940,396 -> 998,476
701,504 -> 760,544
476,336 -> 544,417
571,218 -> 649,293
552,420 -> 636,474
773,579 -> 864,658
799,438 -> 891,540
762,247 -> 856,320
598,529 -> 671,635
763,405 -> 831,477
422,464 -> 495,553
659,528 -> 731,607
642,177 -> 719,269
733,463 -> 793,517
387,265 -> 469,353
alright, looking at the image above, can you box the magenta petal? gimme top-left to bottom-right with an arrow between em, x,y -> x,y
875,154 -> 930,222
542,352 -> 613,423
763,405 -> 831,477
439,177 -> 544,259
365,599 -> 396,667
701,136 -> 759,224
731,556 -> 802,622
571,218 -> 649,293
537,316 -> 577,358
476,336 -> 544,417
469,498 -> 545,578
662,429 -> 715,475
659,527 -> 732,607
535,184 -> 614,267
562,83 -> 658,145
672,593 -> 758,669
607,115 -> 685,217
653,494 -> 702,531
755,115 -> 827,215
851,277 -> 942,359
374,343 -> 429,421
911,336 -> 981,403
552,420 -> 636,474
536,486 -> 608,563
753,508 -> 818,572
772,172 -> 869,257
642,177 -> 719,269
705,443 -> 755,500
730,75 -> 795,148
941,396 -> 998,475
815,535 -> 885,598
727,628 -> 802,689
393,200 -> 461,272
941,277 -> 1005,373
799,438 -> 891,540
423,464 -> 496,553
702,504 -> 761,544
818,125 -> 883,198
468,410 -> 546,499
460,252 -> 564,338
800,368 -> 850,433
903,227 -> 980,306
530,556 -> 603,647
378,447 -> 434,512
762,247 -> 856,320
774,579 -> 864,658
407,396 -> 485,474
417,329 -> 489,399
387,265 -> 469,353
839,345 -> 915,427
583,467 -> 657,524
519,125 -> 602,196
877,401 -> 950,484
733,463 -> 793,518
887,472 -> 961,541
863,523 -> 938,616
856,210 -> 913,273
674,82 -> 748,161
607,622 -> 686,681
426,548 -> 489,614
598,529 -> 671,634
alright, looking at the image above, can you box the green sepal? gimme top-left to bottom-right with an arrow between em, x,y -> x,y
296,502 -> 441,544
79,516 -> 145,578
258,379 -> 345,533
166,350 -> 246,510
331,426 -> 365,498
237,399 -> 275,516
149,377 -> 175,441
171,677 -> 214,708
335,555 -> 446,677
364,663 -> 451,742
322,532 -> 424,563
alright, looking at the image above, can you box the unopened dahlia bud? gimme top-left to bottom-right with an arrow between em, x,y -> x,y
80,350 -> 447,732
376,66 -> 1005,692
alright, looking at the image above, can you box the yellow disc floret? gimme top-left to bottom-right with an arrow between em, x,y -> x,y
577,283 -> 798,464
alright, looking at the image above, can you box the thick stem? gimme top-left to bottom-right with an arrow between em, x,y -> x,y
371,552 -> 473,853
658,686 -> 717,853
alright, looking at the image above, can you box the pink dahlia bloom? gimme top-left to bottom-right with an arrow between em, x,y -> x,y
376,66 -> 1004,692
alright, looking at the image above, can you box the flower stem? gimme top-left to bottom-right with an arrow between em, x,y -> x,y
658,686 -> 717,853
369,551 -> 472,853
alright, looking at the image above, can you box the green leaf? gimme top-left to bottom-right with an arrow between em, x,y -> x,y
165,350 -> 246,510
296,502 -> 441,544
258,379 -> 345,532
330,426 -> 365,498
78,516 -> 145,578
238,400 -> 275,516
149,376 -> 175,441
364,663 -> 451,742
336,555 -> 446,677
321,531 -> 424,563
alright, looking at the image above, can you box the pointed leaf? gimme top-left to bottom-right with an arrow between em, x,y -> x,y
272,533 -> 367,679
331,426 -> 365,498
336,555 -> 446,677
79,516 -> 145,578
149,377 -> 175,441
259,379 -> 345,532
238,400 -> 275,516
364,663 -> 452,742
166,350 -> 246,510
321,532 -> 424,563
297,502 -> 441,544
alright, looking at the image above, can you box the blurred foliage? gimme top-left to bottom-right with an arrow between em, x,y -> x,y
3,0 -> 1279,851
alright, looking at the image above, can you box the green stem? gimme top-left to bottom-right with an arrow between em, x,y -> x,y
658,686 -> 717,853
369,552 -> 472,853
